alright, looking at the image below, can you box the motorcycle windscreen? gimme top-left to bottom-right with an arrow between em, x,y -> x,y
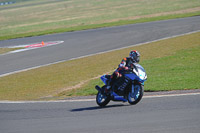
134,64 -> 147,81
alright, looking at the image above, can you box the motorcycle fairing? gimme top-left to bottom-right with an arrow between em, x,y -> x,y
124,73 -> 143,82
112,92 -> 127,102
100,75 -> 109,85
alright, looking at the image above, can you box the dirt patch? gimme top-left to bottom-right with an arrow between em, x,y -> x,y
41,74 -> 103,99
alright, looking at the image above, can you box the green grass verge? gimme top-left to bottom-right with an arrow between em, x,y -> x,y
64,45 -> 200,97
0,32 -> 199,100
0,0 -> 200,40
1,11 -> 200,41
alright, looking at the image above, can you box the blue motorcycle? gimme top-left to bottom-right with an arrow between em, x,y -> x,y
95,63 -> 147,107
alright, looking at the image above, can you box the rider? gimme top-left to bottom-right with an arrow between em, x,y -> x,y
106,50 -> 140,91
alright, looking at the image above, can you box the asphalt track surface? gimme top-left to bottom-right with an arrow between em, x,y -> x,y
1,91 -> 200,133
0,16 -> 200,77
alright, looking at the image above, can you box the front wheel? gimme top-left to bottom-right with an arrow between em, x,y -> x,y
96,86 -> 110,107
127,85 -> 144,105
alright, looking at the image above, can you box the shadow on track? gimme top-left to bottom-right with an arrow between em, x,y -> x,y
70,104 -> 128,112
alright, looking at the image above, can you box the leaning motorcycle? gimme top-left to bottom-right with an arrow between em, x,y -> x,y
95,63 -> 147,107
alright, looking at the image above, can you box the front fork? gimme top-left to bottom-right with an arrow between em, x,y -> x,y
131,84 -> 135,97
131,82 -> 142,99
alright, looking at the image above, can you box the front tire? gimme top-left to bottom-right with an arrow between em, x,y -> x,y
96,86 -> 110,107
127,85 -> 144,105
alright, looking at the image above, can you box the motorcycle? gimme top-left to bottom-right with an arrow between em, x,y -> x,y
95,63 -> 147,107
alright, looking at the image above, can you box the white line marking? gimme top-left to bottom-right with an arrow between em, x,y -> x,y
144,92 -> 200,98
0,41 -> 64,57
0,92 -> 200,104
9,41 -> 64,53
7,41 -> 64,48
0,30 -> 200,78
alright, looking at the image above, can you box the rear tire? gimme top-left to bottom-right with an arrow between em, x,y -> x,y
96,86 -> 110,107
127,85 -> 144,105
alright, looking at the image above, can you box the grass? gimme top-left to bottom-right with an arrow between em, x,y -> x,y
56,32 -> 200,98
0,0 -> 200,40
0,32 -> 199,100
66,45 -> 200,97
143,47 -> 200,91
0,47 -> 23,54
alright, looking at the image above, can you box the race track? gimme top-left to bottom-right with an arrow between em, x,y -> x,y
0,16 -> 200,77
1,91 -> 200,133
1,16 -> 200,133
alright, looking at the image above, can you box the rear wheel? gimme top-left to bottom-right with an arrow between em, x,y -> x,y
96,86 -> 110,107
127,85 -> 144,105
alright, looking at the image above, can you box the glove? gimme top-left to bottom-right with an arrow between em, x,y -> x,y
124,67 -> 129,70
115,71 -> 122,78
